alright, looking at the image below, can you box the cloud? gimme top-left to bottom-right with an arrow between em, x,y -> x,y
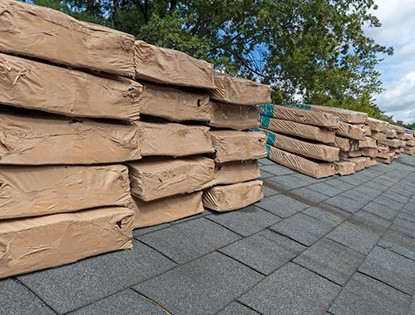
367,0 -> 415,123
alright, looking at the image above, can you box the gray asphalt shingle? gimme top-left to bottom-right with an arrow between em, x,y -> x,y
18,241 -> 176,314
206,205 -> 281,237
219,230 -> 305,275
134,252 -> 263,315
0,279 -> 55,315
70,289 -> 168,315
359,246 -> 415,295
138,217 -> 240,264
329,272 -> 411,315
239,263 -> 341,315
269,213 -> 335,246
256,194 -> 309,218
294,238 -> 365,285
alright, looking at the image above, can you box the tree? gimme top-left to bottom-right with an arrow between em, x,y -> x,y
25,0 -> 393,119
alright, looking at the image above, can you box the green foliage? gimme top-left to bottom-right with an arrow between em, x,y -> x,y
24,0 -> 404,123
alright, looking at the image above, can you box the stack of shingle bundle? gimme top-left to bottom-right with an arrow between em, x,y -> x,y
0,0 -> 142,278
404,131 -> 415,155
370,119 -> 402,164
309,106 -> 378,173
258,104 -> 342,178
126,42 -> 218,228
201,75 -> 270,211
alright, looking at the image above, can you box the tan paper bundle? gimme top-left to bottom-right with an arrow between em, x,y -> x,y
211,160 -> 261,186
139,84 -> 210,122
132,192 -> 204,228
359,137 -> 377,148
202,180 -> 264,212
368,118 -> 389,132
0,0 -> 135,77
386,129 -> 397,138
128,157 -> 214,201
405,133 -> 414,140
0,53 -> 141,120
334,136 -> 353,151
390,125 -> 405,133
261,104 -> 339,128
267,145 -> 336,179
406,139 -> 415,147
337,122 -> 365,140
404,147 -> 415,155
379,139 -> 401,148
139,121 -> 214,157
210,74 -> 271,105
210,130 -> 267,163
0,165 -> 131,220
310,105 -> 368,124
334,161 -> 355,176
260,116 -> 335,144
264,129 -> 340,162
348,150 -> 362,158
208,102 -> 259,130
0,113 -> 142,165
371,131 -> 387,141
134,41 -> 215,89
348,157 -> 368,171
362,148 -> 378,158
0,207 -> 134,279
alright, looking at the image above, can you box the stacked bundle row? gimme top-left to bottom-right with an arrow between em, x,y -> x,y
0,0 -> 269,279
258,104 -> 383,178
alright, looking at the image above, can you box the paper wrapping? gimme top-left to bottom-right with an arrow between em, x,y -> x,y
138,121 -> 214,157
334,136 -> 352,151
361,125 -> 372,136
405,133 -> 414,140
128,157 -> 214,201
390,125 -> 405,133
0,165 -> 132,220
368,118 -> 389,132
0,113 -> 142,165
348,150 -> 362,158
260,116 -> 335,144
309,105 -> 368,124
208,160 -> 261,186
0,53 -> 141,120
406,139 -> 415,147
359,137 -> 377,148
404,147 -> 415,155
134,41 -> 215,89
347,157 -> 369,171
362,148 -> 378,158
0,207 -> 134,279
371,131 -> 387,141
266,145 -> 336,179
208,102 -> 259,130
0,0 -> 135,77
210,74 -> 271,105
210,130 -> 267,163
260,104 -> 339,128
386,129 -> 397,139
202,180 -> 264,212
336,122 -> 365,140
139,83 -> 210,122
334,161 -> 355,176
132,192 -> 204,228
261,129 -> 340,162
379,139 -> 401,148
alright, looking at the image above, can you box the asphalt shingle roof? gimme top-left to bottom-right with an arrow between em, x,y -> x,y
2,155 -> 415,315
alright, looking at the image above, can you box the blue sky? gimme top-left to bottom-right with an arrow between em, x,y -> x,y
365,0 -> 415,123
